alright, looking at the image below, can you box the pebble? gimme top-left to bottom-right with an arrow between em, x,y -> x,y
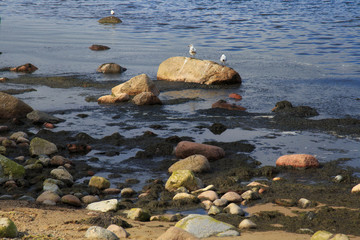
221,191 -> 242,203
121,187 -> 136,197
61,194 -> 82,207
213,198 -> 228,207
107,224 -> 129,238
173,193 -> 197,201
197,190 -> 219,202
239,219 -> 257,229
207,205 -> 221,215
223,203 -> 245,216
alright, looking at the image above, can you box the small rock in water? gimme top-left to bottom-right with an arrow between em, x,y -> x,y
89,44 -> 110,51
10,63 -> 38,73
98,16 -> 122,24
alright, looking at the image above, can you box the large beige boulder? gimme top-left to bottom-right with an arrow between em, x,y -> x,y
112,74 -> 160,97
0,92 -> 33,119
157,57 -> 241,85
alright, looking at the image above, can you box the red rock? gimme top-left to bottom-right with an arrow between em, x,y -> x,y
43,122 -> 55,129
229,93 -> 242,100
212,100 -> 246,111
175,141 -> 225,161
87,170 -> 95,176
89,44 -> 110,51
10,63 -> 38,73
276,154 -> 319,168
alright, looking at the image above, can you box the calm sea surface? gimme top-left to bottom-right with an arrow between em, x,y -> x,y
0,0 -> 359,182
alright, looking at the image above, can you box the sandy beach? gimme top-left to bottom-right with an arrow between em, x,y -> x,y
5,200 -> 359,240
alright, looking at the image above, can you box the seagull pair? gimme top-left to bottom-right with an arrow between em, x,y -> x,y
188,44 -> 227,65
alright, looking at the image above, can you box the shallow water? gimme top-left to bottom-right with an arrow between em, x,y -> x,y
1,0 -> 360,185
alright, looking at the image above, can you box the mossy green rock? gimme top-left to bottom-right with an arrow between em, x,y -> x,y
98,16 -> 122,24
29,137 -> 58,156
0,154 -> 25,180
165,170 -> 199,192
0,217 -> 18,238
89,176 -> 110,189
175,214 -> 239,238
0,146 -> 6,155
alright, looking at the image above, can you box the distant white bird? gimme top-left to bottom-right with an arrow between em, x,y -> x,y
220,54 -> 227,65
188,44 -> 197,57
110,9 -> 115,15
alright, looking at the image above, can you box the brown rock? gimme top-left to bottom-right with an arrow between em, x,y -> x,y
175,141 -> 225,161
157,226 -> 200,240
89,44 -> 110,51
97,63 -> 126,74
221,191 -> 242,203
168,154 -> 210,173
97,94 -> 130,104
157,56 -> 241,85
10,63 -> 38,73
107,224 -> 129,238
36,191 -> 61,204
276,154 -> 319,168
212,99 -> 246,111
81,195 -> 100,204
98,16 -> 122,24
50,155 -> 69,166
112,74 -> 160,96
132,92 -> 162,105
103,188 -> 121,195
0,92 -> 33,119
61,194 -> 82,207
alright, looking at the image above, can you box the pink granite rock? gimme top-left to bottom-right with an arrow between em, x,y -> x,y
276,154 -> 319,168
175,141 -> 225,161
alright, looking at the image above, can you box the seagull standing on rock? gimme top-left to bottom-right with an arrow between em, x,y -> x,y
220,54 -> 227,65
110,9 -> 115,15
188,44 -> 197,58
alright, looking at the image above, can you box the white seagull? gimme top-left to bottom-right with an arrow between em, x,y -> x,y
188,44 -> 197,57
220,54 -> 227,65
110,9 -> 115,15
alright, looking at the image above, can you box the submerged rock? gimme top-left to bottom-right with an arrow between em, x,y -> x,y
272,100 -> 319,118
97,63 -> 126,74
26,110 -> 64,124
212,99 -> 246,111
89,44 -> 110,51
10,63 -> 38,73
157,56 -> 241,85
0,92 -> 33,119
89,176 -> 110,190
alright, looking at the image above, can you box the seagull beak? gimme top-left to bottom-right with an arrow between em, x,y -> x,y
271,106 -> 277,112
